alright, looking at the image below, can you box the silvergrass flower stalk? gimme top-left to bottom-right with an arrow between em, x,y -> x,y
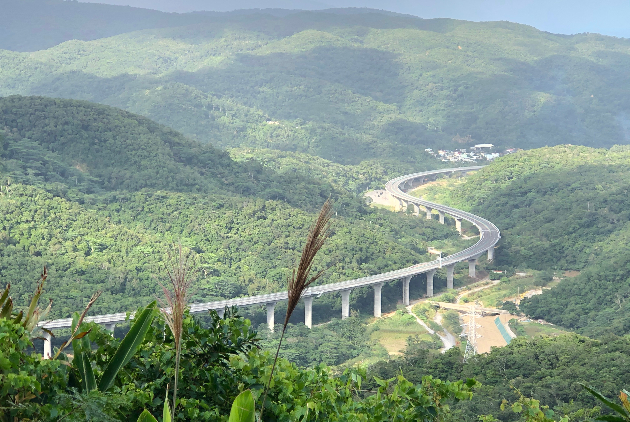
259,199 -> 333,419
159,244 -> 195,421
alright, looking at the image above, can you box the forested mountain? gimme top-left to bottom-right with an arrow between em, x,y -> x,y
0,96 -> 460,318
419,145 -> 630,337
0,0 -> 210,52
0,95 -> 335,208
370,333 -> 629,421
1,4 -> 629,165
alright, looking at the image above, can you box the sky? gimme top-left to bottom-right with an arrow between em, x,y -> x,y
78,0 -> 630,38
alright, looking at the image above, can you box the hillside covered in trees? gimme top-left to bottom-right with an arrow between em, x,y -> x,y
1,3 -> 630,165
417,145 -> 630,337
369,332 -> 628,421
0,96 -> 463,319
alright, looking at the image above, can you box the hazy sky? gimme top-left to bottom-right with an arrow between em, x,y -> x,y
79,0 -> 630,38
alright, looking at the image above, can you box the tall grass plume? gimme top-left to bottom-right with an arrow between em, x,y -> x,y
159,244 -> 196,421
260,199 -> 334,418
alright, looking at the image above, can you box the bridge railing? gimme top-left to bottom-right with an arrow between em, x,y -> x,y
37,167 -> 500,357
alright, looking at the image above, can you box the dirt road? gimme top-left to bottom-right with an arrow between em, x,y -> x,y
406,305 -> 456,353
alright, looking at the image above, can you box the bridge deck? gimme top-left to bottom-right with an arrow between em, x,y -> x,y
40,167 -> 500,330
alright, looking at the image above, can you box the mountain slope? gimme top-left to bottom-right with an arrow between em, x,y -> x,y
0,0 -> 215,52
416,145 -> 630,336
1,6 -> 629,164
0,96 -> 461,318
0,95 -> 336,209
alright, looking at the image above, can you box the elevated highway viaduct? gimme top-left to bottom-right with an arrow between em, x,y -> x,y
39,166 -> 500,357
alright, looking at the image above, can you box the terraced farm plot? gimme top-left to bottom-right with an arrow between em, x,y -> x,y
370,311 -> 437,356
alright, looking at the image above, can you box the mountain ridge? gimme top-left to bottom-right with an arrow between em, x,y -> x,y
2,6 -> 629,165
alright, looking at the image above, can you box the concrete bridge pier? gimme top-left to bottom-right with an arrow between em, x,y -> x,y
488,247 -> 495,261
446,264 -> 455,290
43,332 -> 51,359
402,275 -> 412,306
455,218 -> 462,234
304,296 -> 313,328
266,302 -> 276,331
411,203 -> 420,216
426,269 -> 436,297
217,308 -> 225,319
426,206 -> 433,220
468,258 -> 477,278
373,283 -> 383,318
438,210 -> 445,224
104,323 -> 116,334
341,289 -> 352,319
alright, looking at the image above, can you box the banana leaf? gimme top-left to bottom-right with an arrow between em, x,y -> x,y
98,301 -> 157,392
228,390 -> 256,422
137,410 -> 159,422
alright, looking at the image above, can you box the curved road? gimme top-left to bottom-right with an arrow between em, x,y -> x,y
39,166 -> 500,356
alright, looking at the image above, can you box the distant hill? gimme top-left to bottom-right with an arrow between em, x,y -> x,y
0,0 -> 211,52
1,5 -> 629,164
0,96 -> 459,318
421,145 -> 630,337
79,0 -> 333,14
0,95 -> 351,210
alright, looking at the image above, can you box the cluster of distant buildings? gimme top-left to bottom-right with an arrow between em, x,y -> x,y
424,144 -> 520,163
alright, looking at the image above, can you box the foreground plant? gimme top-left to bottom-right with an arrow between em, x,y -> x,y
259,199 -> 333,418
138,390 -> 255,422
159,244 -> 197,421
582,384 -> 630,421
0,267 -> 52,335
66,302 -> 157,393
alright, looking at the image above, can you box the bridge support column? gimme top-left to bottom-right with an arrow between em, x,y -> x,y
446,264 -> 455,290
341,289 -> 351,319
426,270 -> 436,297
468,258 -> 477,278
412,203 -> 420,216
104,323 -> 115,334
426,207 -> 433,220
488,247 -> 494,261
438,210 -> 445,224
266,302 -> 276,332
402,275 -> 411,306
217,308 -> 225,319
304,296 -> 313,328
43,331 -> 52,359
373,283 -> 383,318
455,218 -> 462,234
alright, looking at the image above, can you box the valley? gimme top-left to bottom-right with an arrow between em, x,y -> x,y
2,3 -> 630,421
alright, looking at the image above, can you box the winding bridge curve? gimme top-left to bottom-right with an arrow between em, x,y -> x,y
39,166 -> 500,357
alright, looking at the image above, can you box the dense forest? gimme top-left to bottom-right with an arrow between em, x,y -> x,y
417,146 -> 630,337
0,96 -> 463,319
1,3 -> 630,165
370,332 -> 630,421
4,5 -> 630,422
